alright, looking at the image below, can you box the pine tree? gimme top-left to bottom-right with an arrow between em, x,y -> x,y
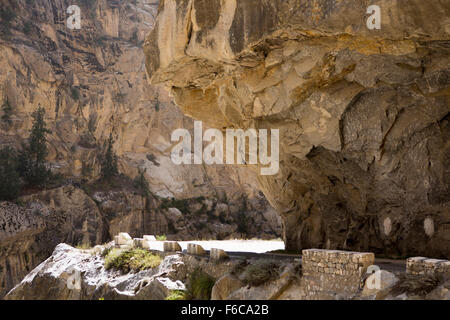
18,106 -> 52,186
101,133 -> 118,181
0,146 -> 21,201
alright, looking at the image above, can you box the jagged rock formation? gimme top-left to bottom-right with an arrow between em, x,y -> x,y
0,0 -> 280,298
145,0 -> 450,258
0,186 -> 105,297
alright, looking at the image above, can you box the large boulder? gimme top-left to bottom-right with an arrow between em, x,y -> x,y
211,274 -> 244,300
5,243 -> 186,300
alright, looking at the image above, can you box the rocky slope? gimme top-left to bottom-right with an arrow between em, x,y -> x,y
0,0 -> 280,298
6,243 -> 450,300
145,0 -> 450,258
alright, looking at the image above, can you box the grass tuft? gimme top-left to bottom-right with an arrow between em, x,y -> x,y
104,248 -> 162,273
76,242 -> 92,250
165,290 -> 187,300
186,268 -> 216,300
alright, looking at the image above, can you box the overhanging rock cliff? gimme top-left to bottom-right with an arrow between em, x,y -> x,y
145,0 -> 450,258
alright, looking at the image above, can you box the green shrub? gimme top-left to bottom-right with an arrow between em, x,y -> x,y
100,133 -> 118,181
100,247 -> 112,258
76,242 -> 91,250
0,146 -> 21,201
156,235 -> 167,241
240,260 -> 281,287
134,168 -> 150,197
165,290 -> 186,300
71,87 -> 80,101
186,268 -> 216,300
0,8 -> 16,37
104,248 -> 162,273
22,21 -> 32,34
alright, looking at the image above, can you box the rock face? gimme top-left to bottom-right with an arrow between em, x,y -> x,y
0,0 -> 280,297
145,0 -> 450,257
4,244 -> 187,300
0,0 -> 270,202
0,186 -> 106,298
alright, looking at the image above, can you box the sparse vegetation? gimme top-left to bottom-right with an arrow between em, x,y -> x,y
71,87 -> 80,101
101,247 -> 112,258
22,21 -> 32,35
159,198 -> 189,214
0,146 -> 21,201
0,7 -> 16,37
134,168 -> 150,197
165,290 -> 186,300
239,260 -> 281,287
76,242 -> 92,250
100,133 -> 118,182
186,268 -> 216,300
1,98 -> 13,125
156,235 -> 167,241
79,132 -> 97,149
104,248 -> 162,273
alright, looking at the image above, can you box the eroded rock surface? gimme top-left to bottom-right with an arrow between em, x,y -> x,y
146,0 -> 450,257
0,0 -> 280,297
0,186 -> 105,297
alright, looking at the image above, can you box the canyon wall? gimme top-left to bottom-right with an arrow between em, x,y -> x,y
145,0 -> 450,258
0,0 -> 280,298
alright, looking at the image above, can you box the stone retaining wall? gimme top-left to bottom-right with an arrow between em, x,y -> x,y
406,257 -> 450,276
301,249 -> 375,299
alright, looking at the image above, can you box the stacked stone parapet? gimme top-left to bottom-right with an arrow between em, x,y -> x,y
406,257 -> 450,276
301,249 -> 375,298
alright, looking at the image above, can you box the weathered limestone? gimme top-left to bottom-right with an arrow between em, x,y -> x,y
145,0 -> 450,258
144,235 -> 157,242
301,249 -> 375,298
92,245 -> 104,255
362,270 -> 399,297
406,257 -> 450,276
163,241 -> 182,252
187,243 -> 206,256
133,238 -> 146,249
114,233 -> 134,247
210,248 -> 229,261
211,274 -> 244,300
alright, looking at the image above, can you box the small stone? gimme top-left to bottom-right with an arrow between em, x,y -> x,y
210,248 -> 229,261
187,243 -> 206,256
163,241 -> 182,252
